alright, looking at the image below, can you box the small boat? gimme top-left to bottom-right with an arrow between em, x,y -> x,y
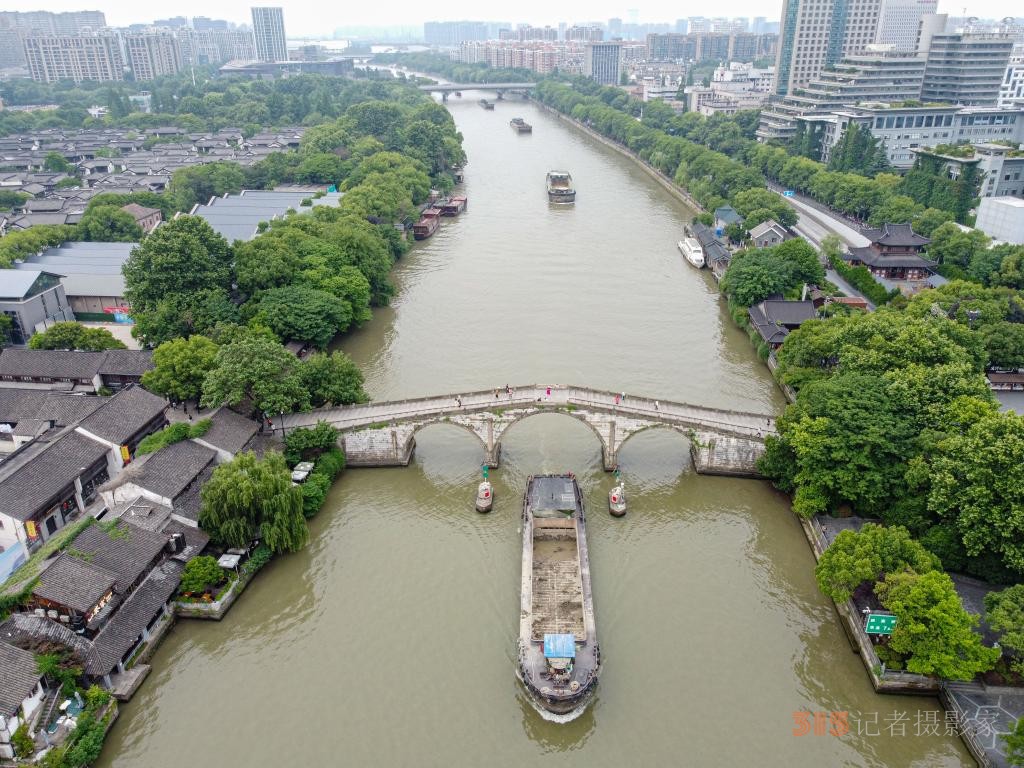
677,237 -> 705,268
510,117 -> 533,133
608,483 -> 626,517
455,91 -> 462,97
412,209 -> 441,240
479,99 -> 494,110
518,474 -> 600,718
439,196 -> 467,216
475,480 -> 493,512
546,171 -> 575,204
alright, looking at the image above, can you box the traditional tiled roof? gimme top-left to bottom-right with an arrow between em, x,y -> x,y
96,350 -> 154,378
124,440 -> 217,501
0,349 -> 106,381
860,222 -> 930,247
85,560 -> 182,676
33,553 -> 116,614
714,205 -> 742,224
162,519 -> 210,561
0,612 -> 92,660
68,521 -> 168,594
169,464 -> 215,524
749,219 -> 787,240
844,246 -> 934,269
76,386 -> 165,445
196,408 -> 258,456
0,389 -> 102,427
0,641 -> 42,717
0,431 -> 109,521
748,300 -> 817,345
120,203 -> 160,221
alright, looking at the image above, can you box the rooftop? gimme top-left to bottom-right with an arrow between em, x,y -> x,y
67,520 -> 168,594
32,552 -> 116,614
0,641 -> 42,717
76,385 -> 165,445
195,407 -> 258,455
120,440 -> 217,502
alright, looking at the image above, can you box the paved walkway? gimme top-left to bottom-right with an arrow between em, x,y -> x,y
280,384 -> 776,439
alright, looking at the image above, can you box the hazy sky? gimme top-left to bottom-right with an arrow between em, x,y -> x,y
5,0 -> 1020,36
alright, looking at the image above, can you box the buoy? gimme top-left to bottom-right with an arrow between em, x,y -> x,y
475,480 -> 493,513
609,483 -> 627,517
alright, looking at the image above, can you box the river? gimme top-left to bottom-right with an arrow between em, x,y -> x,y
96,92 -> 971,767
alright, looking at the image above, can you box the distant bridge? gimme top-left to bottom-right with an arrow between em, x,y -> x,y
418,82 -> 537,100
278,385 -> 777,476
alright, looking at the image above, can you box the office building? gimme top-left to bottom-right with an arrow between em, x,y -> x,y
23,34 -> 124,83
921,33 -> 1014,105
976,197 -> 1024,243
191,17 -> 230,32
124,32 -> 181,81
875,0 -> 937,51
774,0 -> 883,96
423,21 -> 488,46
585,42 -> 622,85
1001,45 -> 1024,107
758,47 -> 926,141
251,6 -> 286,62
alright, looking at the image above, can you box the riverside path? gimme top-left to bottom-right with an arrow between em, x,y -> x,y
277,384 -> 777,475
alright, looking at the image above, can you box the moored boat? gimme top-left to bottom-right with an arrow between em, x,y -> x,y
412,209 -> 441,240
546,171 -> 575,204
518,474 -> 599,718
677,237 -> 705,268
439,196 -> 467,216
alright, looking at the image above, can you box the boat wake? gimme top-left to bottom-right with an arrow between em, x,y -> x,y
526,696 -> 592,724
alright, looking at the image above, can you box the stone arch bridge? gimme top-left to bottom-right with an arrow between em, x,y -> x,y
277,385 -> 777,477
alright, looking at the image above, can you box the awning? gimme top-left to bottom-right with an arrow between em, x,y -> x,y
543,633 -> 576,659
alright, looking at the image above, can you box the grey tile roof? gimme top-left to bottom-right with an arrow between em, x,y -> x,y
197,408 -> 258,455
162,519 -> 210,562
0,641 -> 41,717
861,222 -> 930,247
0,349 -> 106,381
169,464 -> 215,524
844,246 -> 934,269
0,389 -> 102,426
127,440 -> 216,501
754,299 -> 817,327
69,521 -> 168,594
0,612 -> 92,662
96,350 -> 153,377
76,386 -> 166,445
33,552 -> 116,614
0,431 -> 110,521
86,560 -> 182,676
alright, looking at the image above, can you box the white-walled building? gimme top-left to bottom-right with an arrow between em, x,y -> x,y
976,196 -> 1024,243
876,0 -> 938,51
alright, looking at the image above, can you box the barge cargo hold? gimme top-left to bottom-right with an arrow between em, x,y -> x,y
510,117 -> 533,133
439,196 -> 467,216
546,171 -> 576,204
412,209 -> 441,240
517,474 -> 600,718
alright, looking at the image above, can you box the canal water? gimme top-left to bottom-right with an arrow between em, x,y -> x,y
96,93 -> 971,767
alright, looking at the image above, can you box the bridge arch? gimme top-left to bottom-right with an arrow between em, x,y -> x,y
407,419 -> 488,453
493,408 -> 610,466
616,423 -> 693,452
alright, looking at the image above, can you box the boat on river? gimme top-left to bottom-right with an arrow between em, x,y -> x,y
439,196 -> 467,216
677,237 -> 705,268
479,99 -> 495,110
510,117 -> 533,133
412,208 -> 441,240
518,474 -> 600,718
546,171 -> 575,204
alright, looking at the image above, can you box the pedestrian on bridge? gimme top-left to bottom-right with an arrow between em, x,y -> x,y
615,394 -> 620,405
655,401 -> 660,411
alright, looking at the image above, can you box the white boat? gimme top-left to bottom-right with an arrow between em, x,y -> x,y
677,237 -> 705,269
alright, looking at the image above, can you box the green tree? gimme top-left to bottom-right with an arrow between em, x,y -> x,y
28,322 -> 125,351
141,335 -> 219,402
248,285 -> 353,349
927,221 -> 990,268
876,569 -> 999,680
929,411 -> 1024,575
284,421 -> 340,464
200,451 -> 308,553
43,151 -> 72,173
201,335 -> 309,415
297,351 -> 368,407
1004,715 -> 1024,767
984,585 -> 1024,676
168,162 -> 245,211
78,204 -> 143,242
179,555 -> 226,594
814,523 -> 940,602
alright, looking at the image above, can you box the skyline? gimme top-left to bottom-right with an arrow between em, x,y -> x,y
3,0 -> 1021,37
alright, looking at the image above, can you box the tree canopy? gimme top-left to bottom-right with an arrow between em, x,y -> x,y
141,335 -> 219,402
27,322 -> 125,351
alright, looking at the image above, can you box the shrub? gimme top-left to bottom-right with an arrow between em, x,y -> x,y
311,447 -> 345,480
241,544 -> 272,576
179,555 -> 225,595
284,422 -> 340,464
136,419 -> 212,455
12,723 -> 34,758
302,473 -> 331,518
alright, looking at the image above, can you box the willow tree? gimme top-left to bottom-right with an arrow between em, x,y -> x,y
200,451 -> 308,554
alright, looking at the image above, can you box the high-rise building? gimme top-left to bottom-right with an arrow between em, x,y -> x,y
585,42 -> 621,85
675,19 -> 690,34
191,17 -> 230,32
566,26 -> 603,42
178,28 -> 256,65
23,33 -> 124,83
1001,45 -> 1024,107
875,0 -> 937,51
251,7 -> 286,62
124,32 -> 182,80
153,17 -> 187,29
423,21 -> 488,46
921,32 -> 1015,105
774,0 -> 883,96
608,18 -> 623,37
0,10 -> 106,35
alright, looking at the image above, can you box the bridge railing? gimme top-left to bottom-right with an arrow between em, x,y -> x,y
281,384 -> 776,438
